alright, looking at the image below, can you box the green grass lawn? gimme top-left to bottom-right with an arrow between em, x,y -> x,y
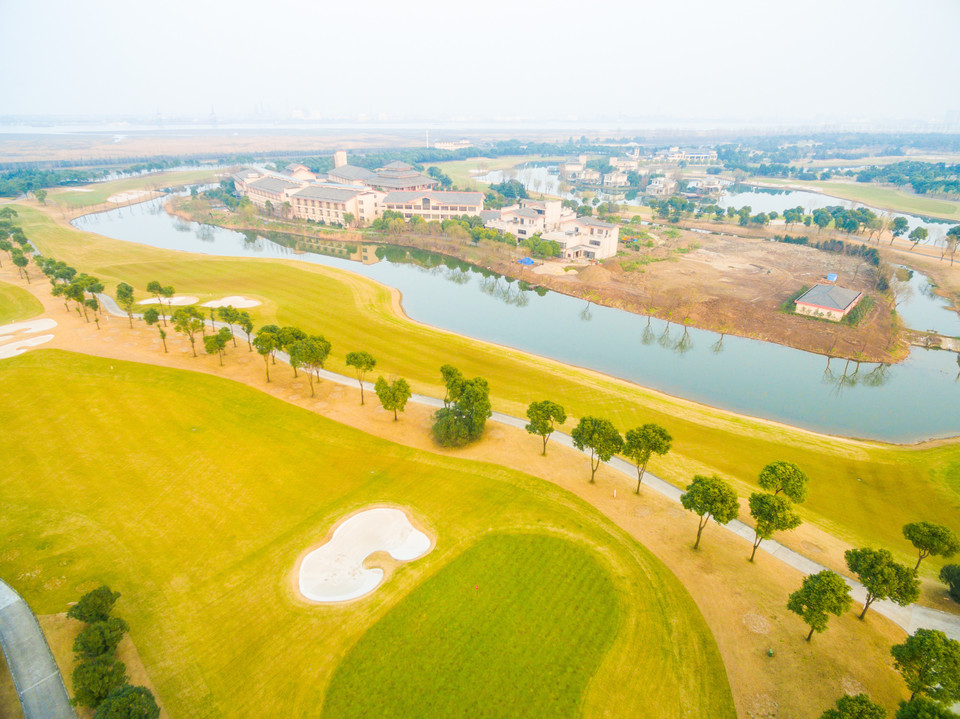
322,533 -> 619,718
754,178 -> 960,220
48,170 -> 220,209
431,156 -> 563,190
0,350 -> 734,718
14,203 -> 960,573
0,279 -> 43,324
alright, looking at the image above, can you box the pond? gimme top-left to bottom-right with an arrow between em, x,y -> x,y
72,197 -> 960,442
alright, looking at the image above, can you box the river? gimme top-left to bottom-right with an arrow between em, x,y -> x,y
71,198 -> 960,442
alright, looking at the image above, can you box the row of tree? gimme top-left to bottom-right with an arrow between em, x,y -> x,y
66,586 -> 160,718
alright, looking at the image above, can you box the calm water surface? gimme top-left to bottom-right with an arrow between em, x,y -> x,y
73,198 -> 960,442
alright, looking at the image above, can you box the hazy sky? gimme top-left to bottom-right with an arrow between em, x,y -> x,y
4,0 -> 959,127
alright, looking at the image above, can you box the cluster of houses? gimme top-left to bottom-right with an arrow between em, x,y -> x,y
557,147 -> 723,197
233,152 -> 621,261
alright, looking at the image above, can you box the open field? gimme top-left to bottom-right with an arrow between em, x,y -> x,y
0,350 -> 734,718
0,279 -> 42,324
790,154 -> 960,169
12,201 -> 960,574
47,170 -> 221,210
754,177 -> 960,220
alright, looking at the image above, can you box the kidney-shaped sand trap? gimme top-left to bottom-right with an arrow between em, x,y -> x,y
0,335 -> 56,360
200,296 -> 262,309
298,507 -> 432,603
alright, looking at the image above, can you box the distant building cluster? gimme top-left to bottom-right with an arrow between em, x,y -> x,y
233,152 -> 483,226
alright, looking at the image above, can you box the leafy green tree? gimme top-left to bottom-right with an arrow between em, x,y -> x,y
891,629 -> 960,703
895,696 -> 955,719
820,693 -> 887,719
571,416 -> 624,483
71,655 -> 128,708
787,570 -> 853,641
115,283 -> 136,328
845,547 -> 920,619
172,306 -> 205,357
909,227 -> 928,250
288,336 -> 332,396
215,306 -> 239,347
203,328 -> 232,365
374,376 -> 412,420
757,460 -> 809,503
253,331 -> 278,382
440,364 -> 464,407
432,376 -> 492,447
34,188 -> 47,204
73,617 -> 129,659
903,522 -> 960,571
524,400 -> 567,455
892,216 -> 910,239
237,311 -> 254,351
67,585 -> 121,624
12,251 -> 29,281
748,493 -> 801,562
680,475 -> 739,549
345,351 -> 377,404
940,564 -> 960,602
142,308 -> 167,353
145,281 -> 173,326
94,685 -> 160,719
623,424 -> 672,493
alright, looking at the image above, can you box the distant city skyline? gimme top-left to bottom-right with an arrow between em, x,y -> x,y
4,0 -> 959,131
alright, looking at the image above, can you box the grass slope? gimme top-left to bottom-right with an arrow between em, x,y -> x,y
15,203 -> 960,570
0,350 -> 733,718
49,170 -> 219,209
322,533 -> 619,718
0,279 -> 43,324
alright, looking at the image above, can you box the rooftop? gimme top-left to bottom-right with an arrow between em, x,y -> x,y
575,216 -> 617,229
291,185 -> 365,203
327,165 -> 377,181
369,174 -> 438,188
248,176 -> 303,193
796,284 -> 863,311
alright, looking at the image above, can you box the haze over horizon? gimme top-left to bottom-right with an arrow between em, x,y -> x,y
4,0 -> 960,131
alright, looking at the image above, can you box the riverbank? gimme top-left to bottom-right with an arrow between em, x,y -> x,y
169,197 -> 909,364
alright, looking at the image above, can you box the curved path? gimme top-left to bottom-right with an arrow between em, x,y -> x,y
97,294 -> 960,641
0,581 -> 73,718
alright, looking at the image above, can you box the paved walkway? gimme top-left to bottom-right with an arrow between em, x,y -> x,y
97,294 -> 960,640
0,581 -> 73,719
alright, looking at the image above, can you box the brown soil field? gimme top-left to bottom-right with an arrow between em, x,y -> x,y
0,261 -> 919,718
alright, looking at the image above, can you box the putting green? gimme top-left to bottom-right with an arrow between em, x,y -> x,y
322,533 -> 619,718
0,279 -> 42,324
0,350 -> 734,718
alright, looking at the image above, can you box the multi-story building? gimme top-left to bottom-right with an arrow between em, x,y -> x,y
483,198 -> 575,239
245,176 -> 303,211
434,139 -> 472,151
283,163 -> 316,180
381,191 -> 484,221
288,185 -> 383,226
603,171 -> 629,187
368,161 -> 438,192
646,177 -> 678,196
542,216 -> 620,260
558,156 -> 586,181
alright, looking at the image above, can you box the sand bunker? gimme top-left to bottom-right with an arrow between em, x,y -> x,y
0,335 -> 55,359
298,507 -> 432,603
137,296 -> 199,306
200,296 -> 262,309
0,318 -> 58,338
107,190 -> 155,204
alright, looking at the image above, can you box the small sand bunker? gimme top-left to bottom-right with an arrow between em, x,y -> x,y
201,296 -> 262,309
107,190 -> 155,204
0,335 -> 55,359
0,318 -> 58,338
298,507 -> 432,603
137,296 -> 199,306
